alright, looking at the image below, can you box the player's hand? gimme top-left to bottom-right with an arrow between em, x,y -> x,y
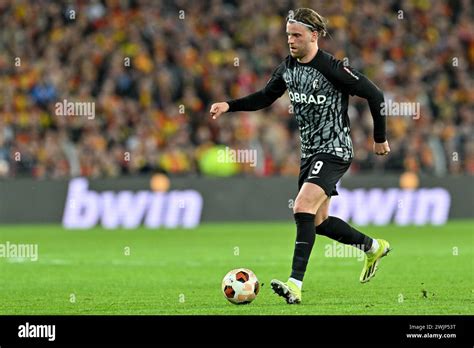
210,102 -> 229,120
373,141 -> 390,156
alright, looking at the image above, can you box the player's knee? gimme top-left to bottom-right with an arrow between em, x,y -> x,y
293,195 -> 318,214
315,201 -> 330,225
315,212 -> 329,226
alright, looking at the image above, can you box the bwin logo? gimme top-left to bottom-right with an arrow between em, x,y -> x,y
62,178 -> 203,229
288,92 -> 326,104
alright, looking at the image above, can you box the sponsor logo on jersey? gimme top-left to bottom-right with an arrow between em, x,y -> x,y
288,91 -> 326,104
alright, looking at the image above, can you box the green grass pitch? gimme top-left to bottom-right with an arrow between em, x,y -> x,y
0,221 -> 472,315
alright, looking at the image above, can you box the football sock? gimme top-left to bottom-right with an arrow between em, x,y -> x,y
366,238 -> 379,254
288,277 -> 302,290
315,216 -> 373,252
290,212 -> 316,281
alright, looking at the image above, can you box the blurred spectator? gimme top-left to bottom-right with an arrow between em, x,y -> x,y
0,0 -> 472,179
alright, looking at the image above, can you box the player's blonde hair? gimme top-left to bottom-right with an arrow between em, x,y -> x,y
287,8 -> 328,37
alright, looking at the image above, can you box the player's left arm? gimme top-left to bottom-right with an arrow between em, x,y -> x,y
325,59 -> 390,156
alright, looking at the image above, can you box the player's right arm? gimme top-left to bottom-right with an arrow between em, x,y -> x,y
210,62 -> 287,119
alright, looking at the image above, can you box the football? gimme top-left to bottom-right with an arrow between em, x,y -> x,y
221,268 -> 260,304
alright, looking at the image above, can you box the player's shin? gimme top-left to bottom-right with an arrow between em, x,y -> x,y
290,212 -> 316,284
315,216 -> 373,252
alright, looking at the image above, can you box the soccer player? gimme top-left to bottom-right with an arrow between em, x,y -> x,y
210,8 -> 391,304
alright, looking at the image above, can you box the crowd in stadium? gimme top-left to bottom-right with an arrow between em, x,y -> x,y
0,0 -> 472,179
